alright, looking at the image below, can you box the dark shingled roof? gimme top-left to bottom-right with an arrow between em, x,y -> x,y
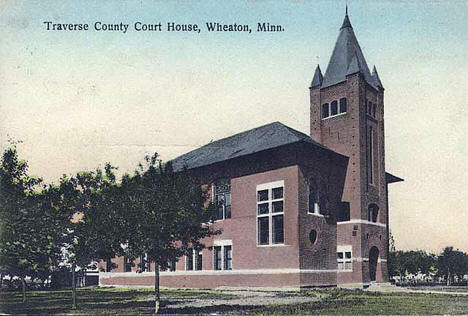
310,65 -> 323,88
171,122 -> 333,171
385,172 -> 404,184
320,13 -> 381,90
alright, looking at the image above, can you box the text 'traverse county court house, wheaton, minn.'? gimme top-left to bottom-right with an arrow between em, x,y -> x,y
99,11 -> 404,289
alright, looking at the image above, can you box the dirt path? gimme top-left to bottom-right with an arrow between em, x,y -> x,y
162,290 -> 319,310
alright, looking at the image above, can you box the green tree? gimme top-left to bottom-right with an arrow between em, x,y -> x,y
0,145 -> 44,302
120,154 -> 218,314
437,247 -> 468,285
64,164 -> 122,309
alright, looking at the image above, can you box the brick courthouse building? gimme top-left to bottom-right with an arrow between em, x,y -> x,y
99,12 -> 403,288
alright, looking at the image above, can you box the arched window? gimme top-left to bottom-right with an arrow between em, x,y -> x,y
330,100 -> 338,116
322,103 -> 329,118
368,204 -> 379,223
339,98 -> 347,113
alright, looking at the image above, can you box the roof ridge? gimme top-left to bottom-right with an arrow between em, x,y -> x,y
197,121 -> 281,149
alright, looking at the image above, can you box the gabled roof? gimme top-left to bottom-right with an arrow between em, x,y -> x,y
321,13 -> 380,90
171,122 -> 335,171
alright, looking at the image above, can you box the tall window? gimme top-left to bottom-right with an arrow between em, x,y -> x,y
124,257 -> 133,272
322,103 -> 329,118
214,179 -> 231,220
368,126 -> 375,184
337,246 -> 353,271
196,251 -> 203,270
186,249 -> 203,271
186,251 -> 194,271
368,204 -> 379,223
138,254 -> 151,272
339,98 -> 347,113
308,181 -> 320,215
257,180 -> 284,245
214,246 -> 222,270
330,100 -> 338,116
213,244 -> 232,270
224,246 -> 232,270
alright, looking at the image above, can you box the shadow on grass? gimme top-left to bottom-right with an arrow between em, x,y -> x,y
0,287 -> 244,315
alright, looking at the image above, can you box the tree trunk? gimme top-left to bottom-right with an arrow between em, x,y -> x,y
154,263 -> 160,314
447,269 -> 451,286
21,277 -> 26,303
72,263 -> 77,309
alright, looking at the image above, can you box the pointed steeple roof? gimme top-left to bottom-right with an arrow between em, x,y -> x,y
321,12 -> 377,89
372,66 -> 384,89
310,64 -> 323,88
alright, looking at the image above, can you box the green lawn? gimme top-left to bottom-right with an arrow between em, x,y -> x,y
260,289 -> 468,315
1,287 -> 467,315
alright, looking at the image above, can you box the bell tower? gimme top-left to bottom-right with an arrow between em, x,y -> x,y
309,11 -> 389,285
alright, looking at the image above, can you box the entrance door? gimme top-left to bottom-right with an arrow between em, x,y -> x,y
369,246 -> 379,282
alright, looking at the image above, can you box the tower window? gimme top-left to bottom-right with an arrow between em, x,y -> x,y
368,204 -> 379,223
330,100 -> 338,116
339,98 -> 347,113
372,104 -> 377,118
368,126 -> 375,185
322,98 -> 347,120
322,103 -> 329,118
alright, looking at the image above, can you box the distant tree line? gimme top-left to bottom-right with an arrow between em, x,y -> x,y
388,233 -> 468,286
0,144 -> 218,313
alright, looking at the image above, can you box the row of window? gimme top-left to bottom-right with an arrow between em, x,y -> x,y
320,98 -> 380,120
123,244 -> 354,273
123,245 -> 233,272
322,98 -> 347,119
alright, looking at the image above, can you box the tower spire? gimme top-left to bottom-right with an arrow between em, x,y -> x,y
341,7 -> 352,29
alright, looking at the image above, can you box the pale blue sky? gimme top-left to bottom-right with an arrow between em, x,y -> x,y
1,0 -> 467,252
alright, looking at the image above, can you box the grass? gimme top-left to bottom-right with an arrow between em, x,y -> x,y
1,287 -> 467,315
256,289 -> 468,315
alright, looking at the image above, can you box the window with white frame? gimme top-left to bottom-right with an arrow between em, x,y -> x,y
214,178 -> 231,220
186,249 -> 203,271
257,180 -> 284,245
337,245 -> 353,270
213,241 -> 232,270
